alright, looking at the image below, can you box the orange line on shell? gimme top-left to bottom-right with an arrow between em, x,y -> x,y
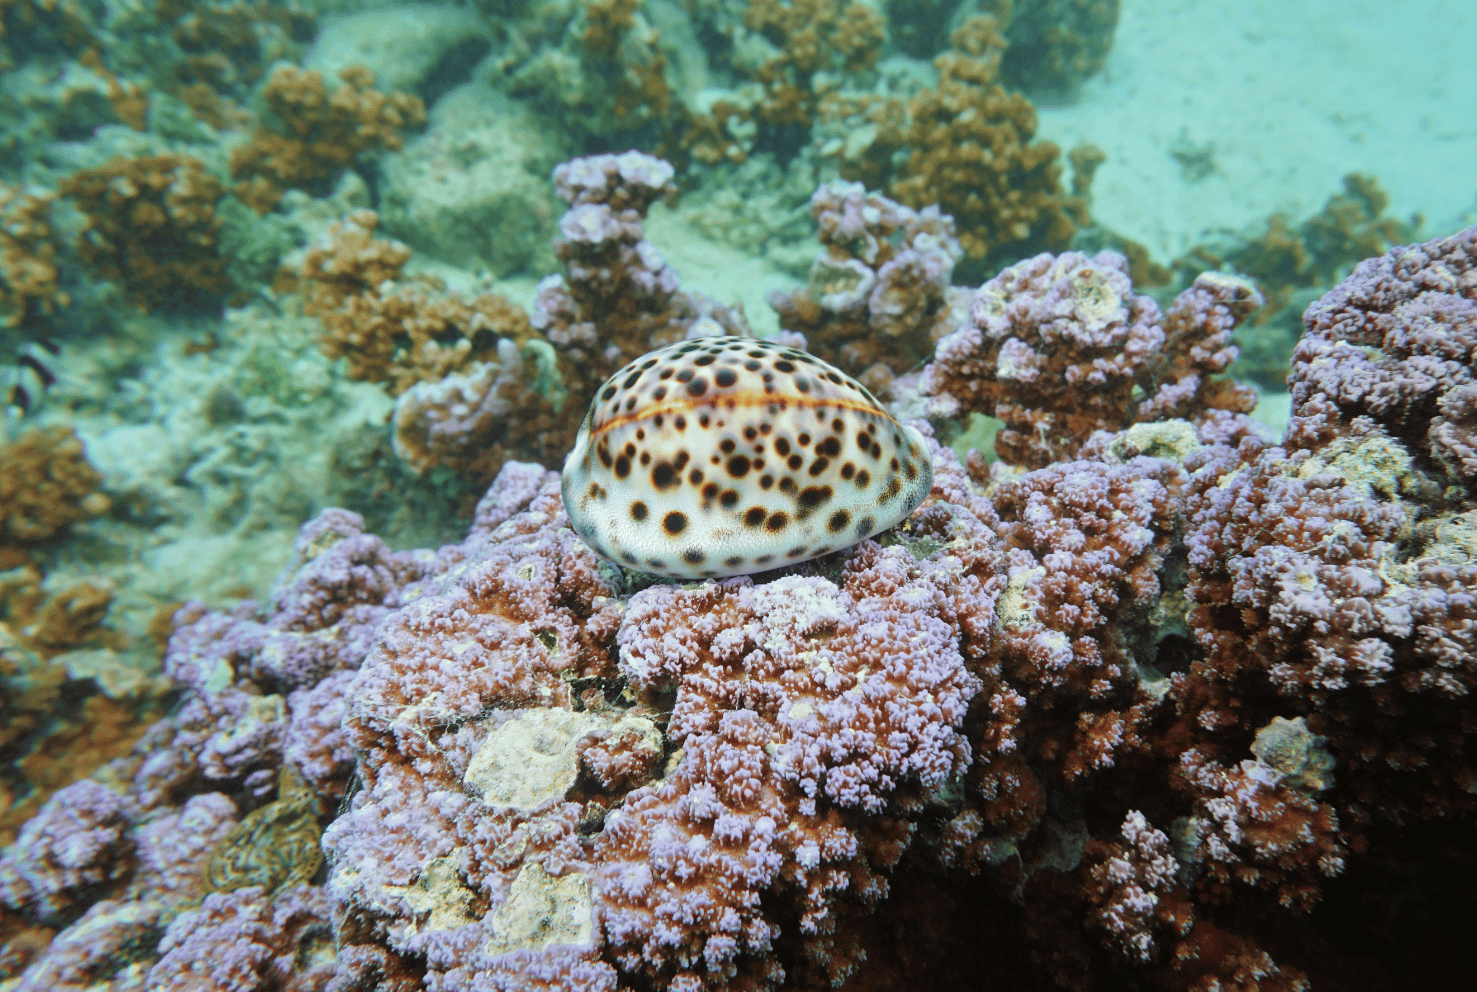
590,391 -> 891,438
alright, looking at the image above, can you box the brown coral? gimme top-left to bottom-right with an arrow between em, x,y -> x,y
0,426 -> 108,550
1187,173 -> 1418,388
160,0 -> 314,102
301,211 -> 534,396
59,153 -> 231,312
743,0 -> 887,129
996,0 -> 1122,94
833,15 -> 1085,276
0,184 -> 68,328
301,211 -> 568,481
229,65 -> 425,214
891,17 -> 1084,269
581,0 -> 672,127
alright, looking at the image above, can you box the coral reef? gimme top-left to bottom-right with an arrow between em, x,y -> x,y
299,210 -> 527,395
377,82 -> 566,279
1182,173 -> 1420,389
229,65 -> 425,214
0,425 -> 108,551
920,248 -> 1261,468
58,153 -> 232,313
995,0 -> 1122,94
740,0 -> 887,132
0,20 -> 1470,966
767,180 -> 970,395
299,210 -> 566,481
531,151 -> 750,418
832,15 -> 1086,277
0,184 -> 67,329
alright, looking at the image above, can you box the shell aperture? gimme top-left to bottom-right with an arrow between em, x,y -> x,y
561,336 -> 933,579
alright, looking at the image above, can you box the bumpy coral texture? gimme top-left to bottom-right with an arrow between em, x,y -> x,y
532,151 -> 750,417
300,210 -> 565,480
59,153 -> 232,312
230,65 -> 425,214
1181,228 -> 1477,834
0,184 -> 68,328
767,181 -> 969,396
921,248 -> 1260,467
4,174 -> 1473,992
0,426 -> 109,550
887,16 -> 1085,269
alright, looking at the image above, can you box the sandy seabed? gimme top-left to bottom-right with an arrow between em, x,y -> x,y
1037,0 -> 1477,259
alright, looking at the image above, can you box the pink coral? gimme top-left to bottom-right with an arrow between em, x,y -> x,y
146,885 -> 334,991
921,250 -> 1261,467
0,780 -> 133,922
533,152 -> 749,425
767,182 -> 969,395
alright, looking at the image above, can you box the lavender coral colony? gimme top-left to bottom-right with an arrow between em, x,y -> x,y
0,3 -> 1474,992
4,135 -> 1473,991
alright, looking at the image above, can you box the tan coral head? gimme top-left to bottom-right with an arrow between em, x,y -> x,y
561,336 -> 932,579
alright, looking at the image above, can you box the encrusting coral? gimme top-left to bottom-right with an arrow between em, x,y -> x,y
59,153 -> 232,312
229,65 -> 425,214
2,132 -> 1473,992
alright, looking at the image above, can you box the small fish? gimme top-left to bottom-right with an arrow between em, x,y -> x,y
562,336 -> 932,579
4,336 -> 60,415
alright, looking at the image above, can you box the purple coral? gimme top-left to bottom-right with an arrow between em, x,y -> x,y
1289,225 -> 1477,483
0,781 -> 133,922
768,181 -> 968,394
921,250 -> 1261,466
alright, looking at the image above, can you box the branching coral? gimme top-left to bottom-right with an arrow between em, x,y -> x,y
59,153 -> 232,312
875,16 -> 1086,273
4,181 -> 1473,992
920,249 -> 1261,467
532,151 -> 750,414
1180,173 -> 1421,389
159,0 -> 315,103
580,0 -> 673,128
229,65 -> 424,214
301,211 -> 527,394
741,0 -> 887,130
300,210 -> 565,480
767,180 -> 969,395
0,426 -> 108,551
1178,228 -> 1477,835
